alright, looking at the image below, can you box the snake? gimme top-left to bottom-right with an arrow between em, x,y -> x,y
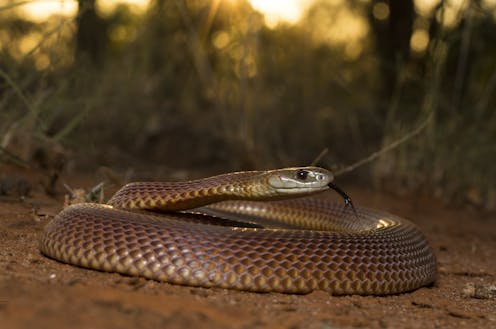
39,167 -> 437,295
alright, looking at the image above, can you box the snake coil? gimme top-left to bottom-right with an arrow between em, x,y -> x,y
40,167 -> 437,295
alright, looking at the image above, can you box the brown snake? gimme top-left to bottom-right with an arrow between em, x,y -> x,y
40,167 -> 437,295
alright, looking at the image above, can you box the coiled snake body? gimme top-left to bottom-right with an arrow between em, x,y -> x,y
40,167 -> 437,295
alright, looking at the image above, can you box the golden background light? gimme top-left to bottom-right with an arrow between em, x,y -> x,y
19,0 -> 312,26
372,2 -> 390,21
410,29 -> 430,53
249,0 -> 312,27
20,0 -> 78,22
14,0 -> 478,63
20,0 -> 149,22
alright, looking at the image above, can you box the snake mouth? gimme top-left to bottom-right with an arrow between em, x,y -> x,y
272,186 -> 330,195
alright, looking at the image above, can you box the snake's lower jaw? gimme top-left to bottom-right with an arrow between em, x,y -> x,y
273,186 -> 329,196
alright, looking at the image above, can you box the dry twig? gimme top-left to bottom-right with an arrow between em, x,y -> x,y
335,114 -> 433,176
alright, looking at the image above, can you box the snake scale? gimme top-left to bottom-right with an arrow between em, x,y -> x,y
40,167 -> 437,295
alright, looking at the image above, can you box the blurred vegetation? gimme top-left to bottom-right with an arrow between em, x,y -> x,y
0,0 -> 495,209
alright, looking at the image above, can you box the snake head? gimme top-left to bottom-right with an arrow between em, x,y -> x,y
266,167 -> 333,195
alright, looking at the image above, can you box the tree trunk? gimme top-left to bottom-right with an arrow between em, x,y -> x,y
369,0 -> 415,106
76,0 -> 107,65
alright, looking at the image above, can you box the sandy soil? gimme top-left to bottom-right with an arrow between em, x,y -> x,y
1,166 -> 495,329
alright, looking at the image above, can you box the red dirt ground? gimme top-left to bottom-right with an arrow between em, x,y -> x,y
1,166 -> 495,329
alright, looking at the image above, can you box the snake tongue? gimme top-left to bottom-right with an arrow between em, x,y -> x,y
328,182 -> 359,218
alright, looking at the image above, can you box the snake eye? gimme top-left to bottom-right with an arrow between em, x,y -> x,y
296,169 -> 309,181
